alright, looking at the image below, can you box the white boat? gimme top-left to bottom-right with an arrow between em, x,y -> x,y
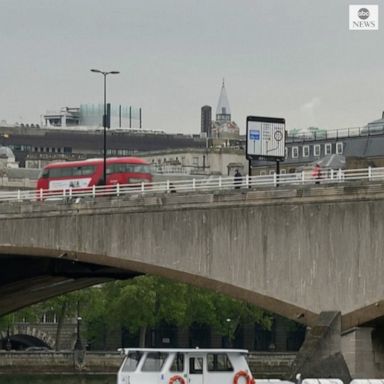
117,348 -> 255,384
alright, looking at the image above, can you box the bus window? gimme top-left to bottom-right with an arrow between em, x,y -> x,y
40,168 -> 49,179
134,164 -> 151,173
81,165 -> 96,175
49,167 -> 73,178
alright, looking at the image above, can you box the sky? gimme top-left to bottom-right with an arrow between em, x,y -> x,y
0,0 -> 383,134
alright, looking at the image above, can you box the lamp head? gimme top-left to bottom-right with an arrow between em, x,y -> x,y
90,69 -> 101,73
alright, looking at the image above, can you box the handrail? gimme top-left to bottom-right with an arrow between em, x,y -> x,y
286,125 -> 384,143
0,166 -> 383,203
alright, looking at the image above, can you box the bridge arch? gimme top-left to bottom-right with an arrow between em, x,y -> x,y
1,326 -> 55,349
1,184 -> 384,330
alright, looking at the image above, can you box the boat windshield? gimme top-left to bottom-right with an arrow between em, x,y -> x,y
122,351 -> 143,372
207,353 -> 234,372
141,352 -> 169,372
170,352 -> 184,372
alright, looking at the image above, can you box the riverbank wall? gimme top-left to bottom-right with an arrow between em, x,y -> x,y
0,350 -> 296,380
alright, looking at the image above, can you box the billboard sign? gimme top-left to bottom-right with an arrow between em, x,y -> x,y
246,116 -> 285,161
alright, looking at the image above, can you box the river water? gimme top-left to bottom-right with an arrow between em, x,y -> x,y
0,374 -> 116,384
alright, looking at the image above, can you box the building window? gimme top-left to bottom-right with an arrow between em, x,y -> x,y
336,142 -> 343,154
260,170 -> 266,175
314,144 -> 321,157
285,147 -> 288,158
192,157 -> 199,166
303,145 -> 309,157
325,143 -> 332,155
280,169 -> 287,174
292,147 -> 298,158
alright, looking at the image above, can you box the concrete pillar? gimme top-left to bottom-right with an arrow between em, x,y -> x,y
342,327 -> 376,378
291,311 -> 351,383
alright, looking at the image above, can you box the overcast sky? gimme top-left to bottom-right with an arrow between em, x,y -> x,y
0,0 -> 383,134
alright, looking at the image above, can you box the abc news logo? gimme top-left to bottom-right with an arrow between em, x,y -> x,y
349,5 -> 379,30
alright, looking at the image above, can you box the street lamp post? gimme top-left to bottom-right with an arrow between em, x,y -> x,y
90,69 -> 120,185
74,300 -> 83,350
226,318 -> 232,348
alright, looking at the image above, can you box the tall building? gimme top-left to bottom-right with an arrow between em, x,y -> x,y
200,105 -> 212,137
211,80 -> 240,140
215,80 -> 231,124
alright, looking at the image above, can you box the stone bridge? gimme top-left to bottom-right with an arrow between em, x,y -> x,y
1,182 -> 384,377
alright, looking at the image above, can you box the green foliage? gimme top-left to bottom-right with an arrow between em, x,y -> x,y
0,276 -> 273,348
109,276 -> 188,334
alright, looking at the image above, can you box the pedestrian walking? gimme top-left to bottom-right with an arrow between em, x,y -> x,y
312,163 -> 322,184
234,169 -> 242,189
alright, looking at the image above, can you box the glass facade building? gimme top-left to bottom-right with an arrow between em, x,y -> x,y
79,104 -> 142,129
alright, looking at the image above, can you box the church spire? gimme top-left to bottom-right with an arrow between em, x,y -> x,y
216,79 -> 231,123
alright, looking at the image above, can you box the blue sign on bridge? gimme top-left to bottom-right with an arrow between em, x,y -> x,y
249,130 -> 260,140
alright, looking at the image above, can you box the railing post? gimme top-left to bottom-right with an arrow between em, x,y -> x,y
40,188 -> 43,201
92,185 -> 96,198
192,178 -> 196,190
273,173 -> 277,187
368,166 -> 372,181
301,171 -> 305,184
116,183 -> 120,197
141,182 -> 145,193
330,169 -> 334,180
338,169 -> 342,181
245,174 -> 249,188
69,187 -> 72,198
17,189 -> 21,201
219,176 -> 222,189
166,180 -> 170,192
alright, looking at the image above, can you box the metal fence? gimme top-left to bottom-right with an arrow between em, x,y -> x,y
0,166 -> 383,203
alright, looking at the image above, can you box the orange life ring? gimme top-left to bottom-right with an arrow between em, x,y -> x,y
233,370 -> 254,384
169,375 -> 186,384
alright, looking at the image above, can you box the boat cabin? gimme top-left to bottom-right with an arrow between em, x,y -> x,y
117,348 -> 255,384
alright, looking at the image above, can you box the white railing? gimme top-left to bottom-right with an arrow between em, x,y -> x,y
0,166 -> 383,203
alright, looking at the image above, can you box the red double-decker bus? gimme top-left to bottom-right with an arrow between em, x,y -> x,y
36,157 -> 153,193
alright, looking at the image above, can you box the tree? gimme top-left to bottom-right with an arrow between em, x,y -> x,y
0,275 -> 274,350
184,286 -> 272,343
110,276 -> 188,347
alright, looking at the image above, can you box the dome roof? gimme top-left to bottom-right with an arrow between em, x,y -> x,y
0,146 -> 15,159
